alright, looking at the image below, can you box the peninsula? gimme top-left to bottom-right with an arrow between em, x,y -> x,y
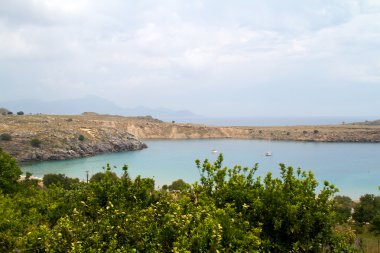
1,113 -> 379,162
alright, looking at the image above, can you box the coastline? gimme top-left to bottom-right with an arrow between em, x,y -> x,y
1,114 -> 379,162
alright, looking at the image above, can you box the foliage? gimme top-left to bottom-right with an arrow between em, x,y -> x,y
353,194 -> 380,224
195,154 -> 340,252
168,178 -> 190,191
369,214 -> 380,235
0,153 -> 363,252
43,173 -> 80,190
30,138 -> 41,148
89,164 -> 119,183
333,195 -> 354,224
330,224 -> 358,252
0,148 -> 22,193
16,111 -> 24,115
0,133 -> 12,141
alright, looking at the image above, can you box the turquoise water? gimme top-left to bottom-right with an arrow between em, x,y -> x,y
21,139 -> 380,199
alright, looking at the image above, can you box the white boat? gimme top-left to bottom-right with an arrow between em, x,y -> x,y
212,149 -> 218,153
265,151 -> 272,156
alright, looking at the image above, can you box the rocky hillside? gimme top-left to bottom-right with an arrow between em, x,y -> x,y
127,120 -> 380,142
352,119 -> 380,126
0,114 -> 147,162
1,114 -> 380,162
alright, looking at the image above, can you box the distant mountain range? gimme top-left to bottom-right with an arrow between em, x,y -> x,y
1,96 -> 199,120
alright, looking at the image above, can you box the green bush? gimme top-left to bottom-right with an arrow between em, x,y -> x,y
78,134 -> 85,141
0,148 -> 22,193
43,173 -> 79,190
168,179 -> 190,191
0,133 -> 12,141
16,111 -> 24,115
353,194 -> 380,223
30,138 -> 41,148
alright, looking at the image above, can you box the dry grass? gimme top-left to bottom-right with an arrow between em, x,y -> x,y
357,227 -> 380,253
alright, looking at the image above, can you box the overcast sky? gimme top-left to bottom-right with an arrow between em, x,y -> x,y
0,0 -> 379,117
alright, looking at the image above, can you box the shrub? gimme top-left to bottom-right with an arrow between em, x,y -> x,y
370,214 -> 380,235
90,171 -> 118,183
0,133 -> 11,141
0,148 -> 22,193
43,173 -> 79,190
168,179 -> 190,191
17,111 -> 24,115
314,129 -> 319,134
30,138 -> 41,148
78,135 -> 85,141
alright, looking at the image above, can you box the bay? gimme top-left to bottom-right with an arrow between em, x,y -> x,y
21,139 -> 380,199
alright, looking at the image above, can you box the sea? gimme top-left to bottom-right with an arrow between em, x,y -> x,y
21,138 -> 380,200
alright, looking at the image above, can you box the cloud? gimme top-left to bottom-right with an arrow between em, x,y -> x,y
0,0 -> 379,116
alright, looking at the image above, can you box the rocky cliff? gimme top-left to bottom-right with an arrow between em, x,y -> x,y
0,115 -> 147,162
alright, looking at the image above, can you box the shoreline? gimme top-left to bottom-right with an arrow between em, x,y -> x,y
1,114 -> 379,162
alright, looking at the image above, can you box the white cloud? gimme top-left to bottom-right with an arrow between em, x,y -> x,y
0,0 -> 380,116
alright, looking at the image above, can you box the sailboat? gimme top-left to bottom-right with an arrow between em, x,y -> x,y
265,139 -> 272,156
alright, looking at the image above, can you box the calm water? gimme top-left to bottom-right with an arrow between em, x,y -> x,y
21,139 -> 380,199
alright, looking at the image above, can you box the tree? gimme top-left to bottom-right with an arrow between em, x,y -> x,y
90,171 -> 118,183
333,195 -> 354,224
0,148 -> 22,193
43,173 -> 79,190
168,179 -> 190,191
353,194 -> 380,224
195,154 -> 340,252
16,111 -> 24,115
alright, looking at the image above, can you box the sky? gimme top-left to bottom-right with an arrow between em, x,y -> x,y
0,0 -> 379,117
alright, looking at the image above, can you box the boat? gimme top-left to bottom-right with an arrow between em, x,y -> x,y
265,151 -> 272,156
212,149 -> 218,153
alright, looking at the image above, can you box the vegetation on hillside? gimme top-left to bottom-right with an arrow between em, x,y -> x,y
0,148 -> 378,252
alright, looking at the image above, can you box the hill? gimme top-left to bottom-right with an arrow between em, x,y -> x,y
0,114 -> 148,162
353,119 -> 380,126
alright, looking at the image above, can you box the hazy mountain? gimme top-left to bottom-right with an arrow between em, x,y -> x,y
1,96 -> 199,120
